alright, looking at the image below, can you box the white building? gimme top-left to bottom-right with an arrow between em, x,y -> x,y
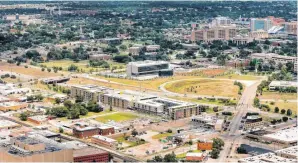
269,81 -> 298,90
262,127 -> 298,146
126,60 -> 173,78
251,53 -> 297,67
191,113 -> 224,131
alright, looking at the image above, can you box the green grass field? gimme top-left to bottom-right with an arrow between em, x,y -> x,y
152,132 -> 173,139
95,112 -> 139,123
261,101 -> 297,116
164,79 -> 239,98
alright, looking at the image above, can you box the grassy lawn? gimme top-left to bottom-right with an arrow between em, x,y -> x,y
95,112 -> 139,123
176,150 -> 201,159
215,74 -> 260,80
0,62 -> 60,78
164,79 -> 239,98
152,132 -> 173,139
57,110 -> 115,121
261,101 -> 297,116
259,92 -> 297,100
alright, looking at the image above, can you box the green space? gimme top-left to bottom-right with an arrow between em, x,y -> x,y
95,112 -> 139,123
152,132 -> 173,139
215,74 -> 261,80
57,110 -> 115,121
261,101 -> 297,117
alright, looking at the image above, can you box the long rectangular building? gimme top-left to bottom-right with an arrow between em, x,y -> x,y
191,26 -> 237,42
70,85 -> 111,102
100,90 -> 202,120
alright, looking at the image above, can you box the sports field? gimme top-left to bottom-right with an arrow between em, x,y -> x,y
164,79 -> 239,98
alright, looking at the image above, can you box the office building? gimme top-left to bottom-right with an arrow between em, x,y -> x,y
73,127 -> 99,139
128,46 -> 142,56
250,53 -> 297,66
70,85 -> 110,102
263,127 -> 298,146
231,35 -> 254,45
249,30 -> 269,39
91,135 -> 118,149
244,115 -> 263,130
191,114 -> 224,131
250,18 -> 272,31
269,81 -> 298,91
100,90 -> 202,120
73,147 -> 109,163
126,60 -> 173,78
283,21 -> 297,35
211,16 -> 232,27
191,26 -> 237,42
146,45 -> 160,52
89,54 -> 112,60
0,135 -> 73,162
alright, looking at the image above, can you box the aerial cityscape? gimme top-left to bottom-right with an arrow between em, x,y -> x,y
0,1 -> 297,162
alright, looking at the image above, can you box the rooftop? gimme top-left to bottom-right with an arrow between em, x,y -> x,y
73,147 -> 108,157
239,152 -> 296,163
92,135 -> 117,143
263,127 -> 298,143
0,120 -> 20,129
28,115 -> 48,122
128,60 -> 169,67
269,81 -> 298,87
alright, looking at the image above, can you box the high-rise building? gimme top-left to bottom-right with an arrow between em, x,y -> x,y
282,21 -> 297,35
191,26 -> 237,42
250,18 -> 272,31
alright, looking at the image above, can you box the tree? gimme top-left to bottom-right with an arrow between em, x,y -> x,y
212,138 -> 224,150
163,152 -> 177,162
68,106 -> 80,119
253,97 -> 260,107
148,155 -> 163,162
282,116 -> 288,122
63,100 -> 73,109
51,106 -> 69,117
210,148 -> 220,159
131,129 -> 138,137
80,107 -> 88,116
286,109 -> 292,116
281,109 -> 286,114
19,112 -> 28,121
47,68 -> 51,72
274,107 -> 279,113
41,68 -> 45,71
59,127 -> 64,133
55,98 -> 61,104
35,94 -> 44,101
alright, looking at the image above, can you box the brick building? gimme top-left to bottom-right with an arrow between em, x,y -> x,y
73,127 -> 99,139
73,147 -> 109,162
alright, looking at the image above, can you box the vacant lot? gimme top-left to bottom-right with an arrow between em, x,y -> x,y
164,79 -> 239,98
216,74 -> 260,80
0,62 -> 60,78
95,112 -> 139,123
259,92 -> 297,101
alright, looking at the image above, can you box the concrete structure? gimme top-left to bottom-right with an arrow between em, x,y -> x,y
0,84 -> 31,96
239,152 -> 296,163
263,127 -> 298,146
197,141 -> 213,150
73,147 -> 109,162
275,146 -> 298,159
191,26 -> 237,42
100,90 -> 202,120
89,54 -> 112,60
244,115 -> 263,130
0,120 -> 21,130
185,152 -> 205,161
0,102 -> 28,112
0,135 -> 73,162
283,21 -> 297,35
250,53 -> 297,66
126,60 -> 173,78
269,81 -> 298,91
70,85 -> 110,102
91,135 -> 117,149
249,30 -> 269,39
128,46 -> 142,56
211,17 -> 232,27
146,45 -> 160,52
27,115 -> 50,125
250,18 -> 272,31
41,77 -> 70,84
231,35 -> 254,45
191,114 -> 224,131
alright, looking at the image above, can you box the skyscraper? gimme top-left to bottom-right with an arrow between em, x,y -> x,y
250,18 -> 272,31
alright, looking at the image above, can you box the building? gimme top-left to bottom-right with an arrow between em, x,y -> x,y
73,127 -> 99,139
250,18 -> 272,31
98,126 -> 115,136
126,60 -> 173,78
267,16 -> 286,26
0,102 -> 28,112
250,53 -> 297,66
0,135 -> 73,162
275,146 -> 298,159
0,84 -> 31,96
128,46 -> 142,56
100,90 -> 202,120
0,120 -> 21,130
191,26 -> 237,42
27,115 -> 50,125
211,17 -> 232,27
146,45 -> 160,52
197,141 -> 213,150
239,152 -> 296,163
282,21 -> 297,35
181,43 -> 199,50
244,115 -> 263,130
231,35 -> 254,45
191,114 -> 224,131
70,85 -> 110,102
41,77 -> 70,84
269,81 -> 298,91
249,30 -> 269,39
73,147 -> 109,162
89,54 -> 112,60
185,152 -> 205,161
91,135 -> 117,149
262,127 -> 298,146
